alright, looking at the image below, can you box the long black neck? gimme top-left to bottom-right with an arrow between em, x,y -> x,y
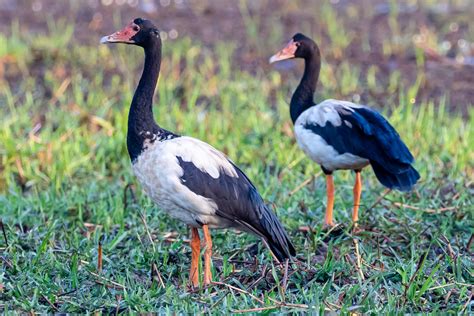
127,39 -> 162,161
290,47 -> 321,123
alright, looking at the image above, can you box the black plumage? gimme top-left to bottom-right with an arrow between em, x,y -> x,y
270,33 -> 420,227
177,157 -> 296,261
303,105 -> 420,190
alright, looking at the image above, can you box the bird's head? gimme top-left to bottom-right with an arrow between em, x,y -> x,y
100,18 -> 160,47
269,33 -> 318,63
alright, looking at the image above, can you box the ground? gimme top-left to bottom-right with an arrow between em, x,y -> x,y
0,0 -> 473,313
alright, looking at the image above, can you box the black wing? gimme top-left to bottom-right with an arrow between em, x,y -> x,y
176,156 -> 295,261
304,105 -> 420,190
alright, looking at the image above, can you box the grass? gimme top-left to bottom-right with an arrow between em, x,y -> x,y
0,1 -> 473,313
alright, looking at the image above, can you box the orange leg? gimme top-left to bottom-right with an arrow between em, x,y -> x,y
202,224 -> 213,285
325,174 -> 335,226
353,171 -> 362,226
189,227 -> 200,287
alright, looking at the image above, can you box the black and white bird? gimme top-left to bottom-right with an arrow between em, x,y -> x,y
101,19 -> 295,287
269,33 -> 420,227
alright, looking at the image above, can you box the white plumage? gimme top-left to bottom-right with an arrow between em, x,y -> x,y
132,136 -> 238,228
296,99 -> 362,126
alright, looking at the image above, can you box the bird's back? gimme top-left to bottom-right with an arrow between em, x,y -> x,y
294,99 -> 420,190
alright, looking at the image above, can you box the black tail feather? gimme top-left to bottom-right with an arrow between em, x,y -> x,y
236,194 -> 296,262
371,160 -> 420,191
257,203 -> 296,262
243,191 -> 296,262
265,223 -> 296,262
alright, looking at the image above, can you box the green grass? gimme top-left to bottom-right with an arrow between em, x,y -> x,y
1,2 -> 473,313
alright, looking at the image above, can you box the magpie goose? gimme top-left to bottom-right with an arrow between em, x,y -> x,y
269,33 -> 420,227
101,19 -> 295,287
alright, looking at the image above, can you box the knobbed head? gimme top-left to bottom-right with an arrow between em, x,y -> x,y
100,18 -> 160,47
269,33 -> 319,63
269,33 -> 322,123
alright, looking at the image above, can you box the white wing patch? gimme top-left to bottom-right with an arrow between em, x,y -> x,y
168,137 -> 239,179
295,99 -> 363,128
131,136 -> 238,228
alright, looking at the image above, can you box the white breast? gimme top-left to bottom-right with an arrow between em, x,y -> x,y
131,136 -> 237,228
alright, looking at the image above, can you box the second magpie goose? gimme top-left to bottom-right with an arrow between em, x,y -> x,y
270,33 -> 420,227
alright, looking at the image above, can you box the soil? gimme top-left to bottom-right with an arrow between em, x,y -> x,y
0,0 -> 472,115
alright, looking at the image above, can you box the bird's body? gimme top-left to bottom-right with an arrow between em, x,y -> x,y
294,99 -> 370,172
294,99 -> 419,191
132,133 -> 294,260
132,136 -> 234,228
132,135 -> 284,230
270,33 -> 420,226
101,18 -> 294,287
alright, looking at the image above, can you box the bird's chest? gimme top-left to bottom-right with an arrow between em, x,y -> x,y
132,146 -> 177,206
130,142 -> 222,227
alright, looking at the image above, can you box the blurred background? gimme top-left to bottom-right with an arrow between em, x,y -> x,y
1,0 -> 473,114
1,0 -> 473,191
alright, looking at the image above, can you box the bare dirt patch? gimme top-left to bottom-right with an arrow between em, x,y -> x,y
1,0 -> 472,114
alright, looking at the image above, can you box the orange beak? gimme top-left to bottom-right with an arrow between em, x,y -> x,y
269,39 -> 298,63
100,21 -> 139,44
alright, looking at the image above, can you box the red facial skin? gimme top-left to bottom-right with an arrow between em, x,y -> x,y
269,39 -> 299,63
101,21 -> 140,44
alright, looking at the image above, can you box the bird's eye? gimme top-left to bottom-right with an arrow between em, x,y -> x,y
133,25 -> 139,32
295,42 -> 301,46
